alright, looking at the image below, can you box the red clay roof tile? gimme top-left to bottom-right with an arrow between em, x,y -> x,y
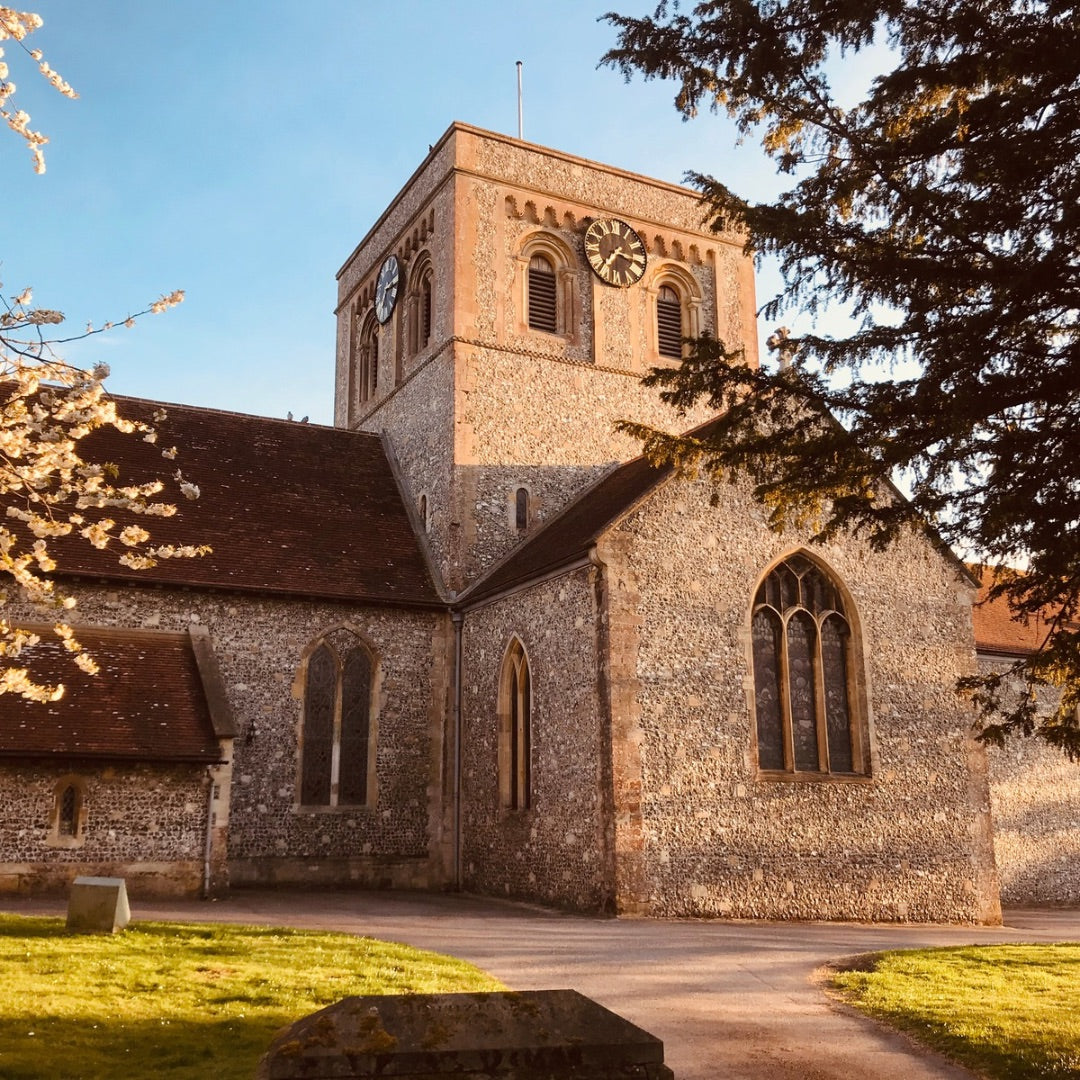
18,396 -> 439,606
0,626 -> 226,762
972,567 -> 1058,657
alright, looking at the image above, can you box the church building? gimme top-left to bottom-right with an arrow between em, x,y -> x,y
1,123 -> 1074,920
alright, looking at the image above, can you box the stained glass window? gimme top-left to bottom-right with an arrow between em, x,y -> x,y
338,648 -> 372,805
751,556 -> 862,775
300,637 -> 376,806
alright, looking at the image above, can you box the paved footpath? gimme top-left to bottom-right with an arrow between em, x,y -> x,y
7,891 -> 1080,1079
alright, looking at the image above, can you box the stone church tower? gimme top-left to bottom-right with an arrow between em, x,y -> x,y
334,123 -> 758,592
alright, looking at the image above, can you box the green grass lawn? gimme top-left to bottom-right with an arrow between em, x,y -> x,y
830,944 -> 1080,1079
0,913 -> 504,1080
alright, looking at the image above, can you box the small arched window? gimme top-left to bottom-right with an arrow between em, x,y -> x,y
518,233 -> 576,341
356,312 -> 379,405
656,284 -> 683,359
514,487 -> 529,532
300,635 -> 376,806
418,493 -> 428,531
408,254 -> 434,357
527,254 -> 557,333
59,784 -> 78,836
751,554 -> 864,776
419,270 -> 433,349
48,776 -> 86,847
499,638 -> 532,810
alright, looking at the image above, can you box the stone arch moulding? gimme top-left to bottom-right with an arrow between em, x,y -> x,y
644,259 -> 704,362
744,547 -> 875,780
46,773 -> 87,849
497,634 -> 533,812
406,248 -> 435,365
514,229 -> 580,342
354,308 -> 380,412
293,624 -> 381,811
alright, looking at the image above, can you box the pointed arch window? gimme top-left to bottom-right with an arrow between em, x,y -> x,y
751,555 -> 864,776
499,638 -> 532,810
300,637 -> 375,806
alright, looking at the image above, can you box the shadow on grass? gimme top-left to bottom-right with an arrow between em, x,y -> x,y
0,1012 -> 287,1080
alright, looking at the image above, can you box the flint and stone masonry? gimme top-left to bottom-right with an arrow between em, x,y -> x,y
3,122 -> 1065,917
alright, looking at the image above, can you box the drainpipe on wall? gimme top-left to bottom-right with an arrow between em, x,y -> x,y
452,610 -> 464,890
202,766 -> 216,899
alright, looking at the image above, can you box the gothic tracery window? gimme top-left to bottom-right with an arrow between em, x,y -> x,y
300,635 -> 375,806
751,554 -> 863,776
499,638 -> 532,810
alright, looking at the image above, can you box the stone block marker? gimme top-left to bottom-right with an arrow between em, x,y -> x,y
257,988 -> 674,1079
66,876 -> 130,933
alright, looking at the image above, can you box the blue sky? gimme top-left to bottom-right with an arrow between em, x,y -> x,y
4,1 -> 795,424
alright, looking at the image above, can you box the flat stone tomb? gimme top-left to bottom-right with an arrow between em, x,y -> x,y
65,876 -> 130,933
258,988 -> 674,1078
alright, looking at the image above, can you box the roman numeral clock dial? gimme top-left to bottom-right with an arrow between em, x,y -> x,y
374,254 -> 400,324
585,218 -> 647,287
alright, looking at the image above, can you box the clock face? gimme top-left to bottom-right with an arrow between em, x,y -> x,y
374,254 -> 400,324
584,218 -> 647,287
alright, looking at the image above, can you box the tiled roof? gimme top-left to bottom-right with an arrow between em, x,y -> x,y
972,568 -> 1059,657
0,626 -> 229,762
17,397 -> 439,606
461,453 -> 669,605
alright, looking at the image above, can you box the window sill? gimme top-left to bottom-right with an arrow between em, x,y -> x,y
755,769 -> 873,785
293,803 -> 376,814
45,835 -> 85,849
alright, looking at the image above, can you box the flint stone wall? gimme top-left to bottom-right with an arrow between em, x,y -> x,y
980,656 -> 1080,904
598,470 -> 1001,922
3,583 -> 449,894
0,761 -> 207,897
459,568 -> 613,911
340,125 -> 753,594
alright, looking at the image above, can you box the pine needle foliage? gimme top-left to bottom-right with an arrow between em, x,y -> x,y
603,1 -> 1080,753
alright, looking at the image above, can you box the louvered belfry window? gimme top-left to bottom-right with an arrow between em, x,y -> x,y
420,272 -> 432,348
528,254 -> 558,333
657,285 -> 683,358
751,555 -> 860,776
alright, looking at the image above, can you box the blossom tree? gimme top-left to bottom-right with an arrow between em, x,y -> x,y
0,8 -> 207,700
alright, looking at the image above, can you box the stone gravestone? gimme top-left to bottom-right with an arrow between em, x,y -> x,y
257,988 -> 674,1079
66,876 -> 130,933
